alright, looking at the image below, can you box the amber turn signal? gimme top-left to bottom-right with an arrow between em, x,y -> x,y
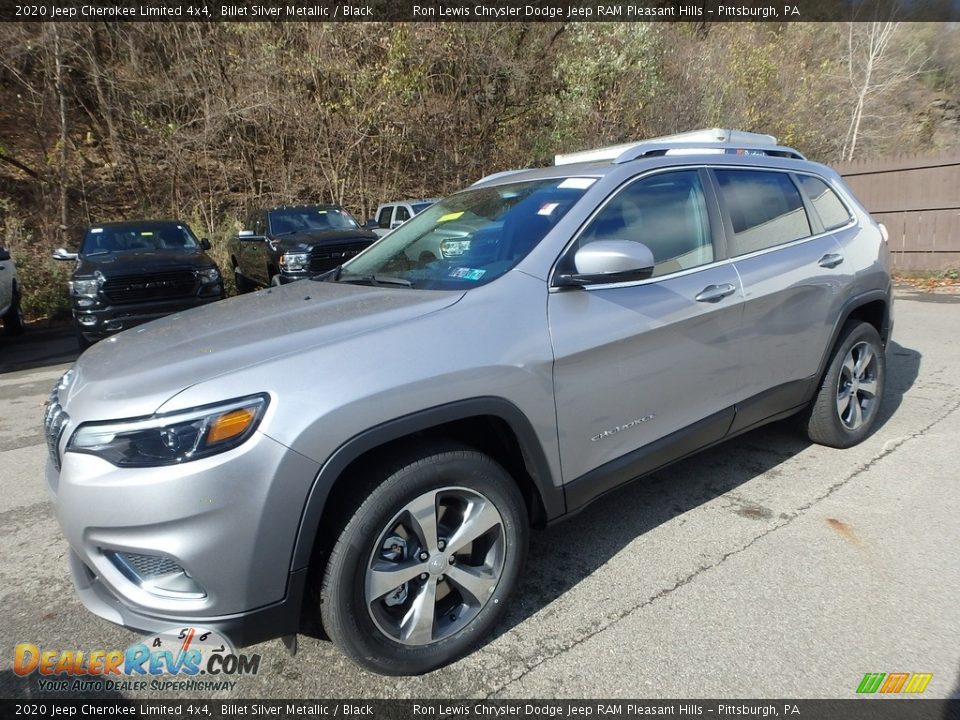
207,408 -> 256,444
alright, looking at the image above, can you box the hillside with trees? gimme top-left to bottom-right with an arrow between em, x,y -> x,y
1,21 -> 958,318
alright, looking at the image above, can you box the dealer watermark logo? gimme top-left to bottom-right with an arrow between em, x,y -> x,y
14,627 -> 261,693
856,672 -> 933,694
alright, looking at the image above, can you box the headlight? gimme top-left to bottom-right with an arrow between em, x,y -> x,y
198,268 -> 220,284
67,394 -> 268,467
280,252 -> 310,272
69,277 -> 100,297
440,239 -> 471,258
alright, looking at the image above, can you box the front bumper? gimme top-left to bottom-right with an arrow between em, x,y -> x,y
276,271 -> 309,285
67,550 -> 307,647
47,427 -> 320,645
72,292 -> 222,340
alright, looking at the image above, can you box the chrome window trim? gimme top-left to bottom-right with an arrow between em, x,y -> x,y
548,164 -> 858,292
792,170 -> 856,231
548,165 -> 716,289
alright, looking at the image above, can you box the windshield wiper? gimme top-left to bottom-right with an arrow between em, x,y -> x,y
338,274 -> 413,288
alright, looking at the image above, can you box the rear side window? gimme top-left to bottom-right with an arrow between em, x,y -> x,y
579,170 -> 714,277
714,169 -> 811,256
797,175 -> 852,231
395,206 -> 411,223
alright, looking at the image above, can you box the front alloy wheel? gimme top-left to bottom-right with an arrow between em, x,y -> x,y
365,487 -> 506,646
320,445 -> 527,675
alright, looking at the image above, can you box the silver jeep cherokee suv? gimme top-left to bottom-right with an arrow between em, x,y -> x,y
45,129 -> 892,675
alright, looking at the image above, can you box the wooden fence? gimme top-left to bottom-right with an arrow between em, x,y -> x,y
837,152 -> 960,272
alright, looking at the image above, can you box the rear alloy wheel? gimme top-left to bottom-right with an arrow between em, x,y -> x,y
805,321 -> 885,448
3,287 -> 25,336
320,445 -> 527,675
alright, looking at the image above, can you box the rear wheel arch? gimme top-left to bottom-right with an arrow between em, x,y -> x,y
815,291 -> 890,383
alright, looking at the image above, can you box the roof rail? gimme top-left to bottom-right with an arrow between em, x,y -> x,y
472,169 -> 530,186
554,128 -> 806,165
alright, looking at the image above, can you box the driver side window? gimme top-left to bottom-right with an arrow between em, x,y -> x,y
251,213 -> 266,237
579,170 -> 714,278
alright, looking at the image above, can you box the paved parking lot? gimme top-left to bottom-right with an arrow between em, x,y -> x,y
1,290 -> 959,699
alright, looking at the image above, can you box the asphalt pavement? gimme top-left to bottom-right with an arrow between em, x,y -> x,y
1,290 -> 958,700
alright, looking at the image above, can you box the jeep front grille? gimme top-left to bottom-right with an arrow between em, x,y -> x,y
42,390 -> 69,472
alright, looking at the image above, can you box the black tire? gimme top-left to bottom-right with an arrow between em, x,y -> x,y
233,264 -> 254,294
2,285 -> 25,336
320,443 -> 528,675
805,320 -> 885,448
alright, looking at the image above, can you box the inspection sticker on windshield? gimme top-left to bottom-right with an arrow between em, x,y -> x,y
438,211 -> 464,223
558,177 -> 597,189
449,267 -> 486,281
90,228 -> 103,233
538,202 -> 560,216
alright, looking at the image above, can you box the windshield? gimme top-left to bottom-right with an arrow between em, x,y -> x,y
270,207 -> 359,234
81,223 -> 199,255
337,178 -> 591,289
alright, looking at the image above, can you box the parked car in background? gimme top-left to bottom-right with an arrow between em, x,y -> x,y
45,129 -> 892,676
53,220 -> 224,348
0,245 -> 25,336
369,199 -> 439,237
228,205 -> 377,291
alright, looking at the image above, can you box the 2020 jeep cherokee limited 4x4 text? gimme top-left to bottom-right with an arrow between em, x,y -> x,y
45,130 -> 892,675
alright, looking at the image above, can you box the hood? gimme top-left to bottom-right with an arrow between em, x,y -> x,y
61,281 -> 464,421
76,248 -> 215,276
275,228 -> 377,251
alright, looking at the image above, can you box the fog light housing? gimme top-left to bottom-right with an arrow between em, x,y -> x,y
78,315 -> 97,326
106,550 -> 205,599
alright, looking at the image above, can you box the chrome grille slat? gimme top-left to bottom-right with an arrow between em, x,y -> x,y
43,389 -> 68,472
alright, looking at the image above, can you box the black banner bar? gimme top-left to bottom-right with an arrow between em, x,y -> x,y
1,699 -> 959,720
3,0 -> 960,23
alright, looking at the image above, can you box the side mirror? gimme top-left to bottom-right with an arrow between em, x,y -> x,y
0,247 -> 10,262
363,219 -> 379,230
200,238 -> 212,250
555,240 -> 655,287
238,230 -> 256,239
52,247 -> 79,261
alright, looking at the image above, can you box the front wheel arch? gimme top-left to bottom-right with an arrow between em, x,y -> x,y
291,399 -> 561,569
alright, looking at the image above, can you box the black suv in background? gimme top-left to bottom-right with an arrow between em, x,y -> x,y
227,205 -> 377,291
54,220 -> 224,348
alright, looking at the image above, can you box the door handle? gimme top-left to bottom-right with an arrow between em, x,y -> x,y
818,253 -> 844,269
695,283 -> 737,303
